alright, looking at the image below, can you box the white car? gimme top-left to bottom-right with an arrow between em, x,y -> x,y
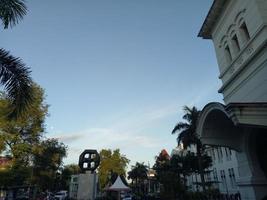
122,195 -> 132,200
54,191 -> 68,200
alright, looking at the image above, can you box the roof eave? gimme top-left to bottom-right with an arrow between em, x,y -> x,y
198,0 -> 229,39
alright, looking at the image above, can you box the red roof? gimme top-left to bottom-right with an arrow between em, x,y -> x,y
160,149 -> 170,160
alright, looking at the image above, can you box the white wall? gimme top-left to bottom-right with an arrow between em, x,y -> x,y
175,146 -> 240,194
210,0 -> 267,104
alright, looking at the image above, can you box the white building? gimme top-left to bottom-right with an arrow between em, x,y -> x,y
171,146 -> 240,195
69,172 -> 99,200
197,0 -> 267,199
69,175 -> 79,199
205,147 -> 239,195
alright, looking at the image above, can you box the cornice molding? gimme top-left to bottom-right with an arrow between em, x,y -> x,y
226,102 -> 267,127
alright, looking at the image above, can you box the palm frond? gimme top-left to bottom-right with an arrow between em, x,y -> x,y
0,48 -> 33,119
171,122 -> 189,134
0,0 -> 27,29
177,129 -> 195,147
173,105 -> 202,148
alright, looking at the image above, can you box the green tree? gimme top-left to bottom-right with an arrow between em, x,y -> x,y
0,0 -> 34,118
0,84 -> 48,187
32,138 -> 67,191
172,106 -> 209,192
98,149 -> 130,190
60,164 -> 81,190
0,0 -> 27,29
0,84 -> 48,163
128,162 -> 148,197
173,151 -> 212,190
153,150 -> 185,200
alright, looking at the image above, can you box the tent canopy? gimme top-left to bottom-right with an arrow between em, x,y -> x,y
105,176 -> 131,191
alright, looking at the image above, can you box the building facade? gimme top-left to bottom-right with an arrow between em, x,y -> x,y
198,0 -> 267,199
205,147 -> 239,195
69,172 -> 99,200
171,146 -> 240,195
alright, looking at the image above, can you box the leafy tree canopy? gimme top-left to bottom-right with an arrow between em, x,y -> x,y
60,164 -> 81,190
32,138 -> 67,191
0,83 -> 48,164
0,0 -> 34,119
153,150 -> 185,200
0,84 -> 49,187
98,149 -> 130,190
128,162 -> 148,182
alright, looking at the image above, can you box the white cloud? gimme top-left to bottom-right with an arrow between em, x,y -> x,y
49,91 -> 219,167
49,103 -> 181,166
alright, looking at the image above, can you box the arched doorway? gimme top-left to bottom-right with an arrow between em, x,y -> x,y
197,102 -> 267,200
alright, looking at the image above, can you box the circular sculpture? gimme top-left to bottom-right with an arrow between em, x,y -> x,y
79,149 -> 100,172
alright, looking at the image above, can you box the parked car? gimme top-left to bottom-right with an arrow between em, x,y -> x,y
54,191 -> 68,200
122,194 -> 132,200
16,190 -> 29,200
45,192 -> 55,200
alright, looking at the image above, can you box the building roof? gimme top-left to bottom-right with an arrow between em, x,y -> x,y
160,149 -> 170,160
198,0 -> 229,39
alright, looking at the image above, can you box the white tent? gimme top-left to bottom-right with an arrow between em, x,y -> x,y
106,176 -> 131,191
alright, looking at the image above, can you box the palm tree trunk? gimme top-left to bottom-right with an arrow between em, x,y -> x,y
197,143 -> 206,192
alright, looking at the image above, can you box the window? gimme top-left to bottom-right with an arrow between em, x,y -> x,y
213,168 -> 219,188
228,168 -> 237,188
220,170 -> 227,190
240,22 -> 250,42
207,172 -> 211,182
225,148 -> 231,161
211,148 -> 216,162
225,147 -> 228,157
217,147 -> 223,163
213,169 -> 218,181
231,34 -> 241,53
224,45 -> 232,64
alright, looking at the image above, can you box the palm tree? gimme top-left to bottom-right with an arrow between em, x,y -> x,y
128,162 -> 148,196
172,106 -> 206,192
0,0 -> 33,118
0,0 -> 27,29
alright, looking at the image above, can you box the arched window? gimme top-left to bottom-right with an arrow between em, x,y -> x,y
231,34 -> 241,54
224,44 -> 232,64
240,22 -> 250,42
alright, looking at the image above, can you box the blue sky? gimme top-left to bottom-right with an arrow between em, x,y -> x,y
2,1 -> 222,167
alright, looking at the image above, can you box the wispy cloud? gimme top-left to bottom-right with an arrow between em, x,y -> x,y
48,103 -> 181,165
49,90 -> 220,166
54,134 -> 84,143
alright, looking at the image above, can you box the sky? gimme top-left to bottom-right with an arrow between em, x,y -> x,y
1,0 -> 223,168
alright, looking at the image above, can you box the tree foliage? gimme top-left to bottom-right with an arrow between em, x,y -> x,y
98,149 -> 130,190
60,164 -> 81,190
128,162 -> 148,183
172,106 -> 200,148
32,138 -> 67,191
153,150 -> 185,200
128,162 -> 148,197
0,84 -> 48,187
0,0 -> 27,29
0,84 -> 48,162
0,0 -> 34,119
172,106 -> 212,192
0,84 -> 67,191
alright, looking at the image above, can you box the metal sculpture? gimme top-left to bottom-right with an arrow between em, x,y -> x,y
78,149 -> 100,172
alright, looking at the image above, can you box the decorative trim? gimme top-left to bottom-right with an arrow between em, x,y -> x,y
218,24 -> 267,80
222,54 -> 267,102
234,8 -> 246,24
198,0 -> 229,39
219,39 -> 267,96
226,102 -> 267,128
